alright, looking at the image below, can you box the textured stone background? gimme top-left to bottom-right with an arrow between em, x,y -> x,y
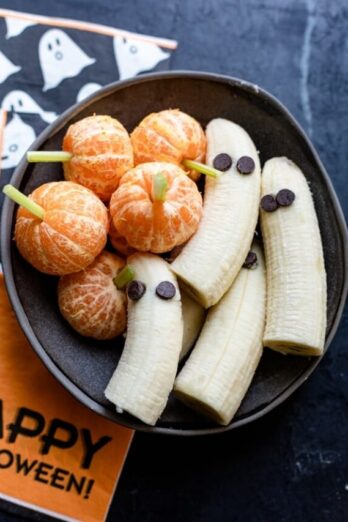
0,0 -> 347,521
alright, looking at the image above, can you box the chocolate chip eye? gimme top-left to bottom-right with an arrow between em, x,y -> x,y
236,156 -> 255,175
156,281 -> 176,300
260,194 -> 278,212
127,280 -> 146,301
276,189 -> 295,207
213,153 -> 232,171
243,251 -> 258,269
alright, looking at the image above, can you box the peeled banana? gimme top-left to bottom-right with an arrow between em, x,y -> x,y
174,243 -> 266,426
260,157 -> 326,356
172,118 -> 261,308
105,253 -> 183,425
180,291 -> 205,360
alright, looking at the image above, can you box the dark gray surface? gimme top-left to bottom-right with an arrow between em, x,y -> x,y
0,0 -> 347,520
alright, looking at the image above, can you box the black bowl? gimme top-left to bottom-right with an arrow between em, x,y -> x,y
1,72 -> 347,435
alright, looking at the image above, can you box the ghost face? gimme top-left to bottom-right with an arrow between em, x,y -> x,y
0,51 -> 21,84
2,90 -> 57,123
1,114 -> 36,170
113,36 -> 170,80
39,29 -> 95,91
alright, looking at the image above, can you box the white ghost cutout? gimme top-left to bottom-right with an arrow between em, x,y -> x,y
113,36 -> 170,80
0,51 -> 21,84
76,82 -> 102,103
5,17 -> 36,39
1,114 -> 36,170
39,29 -> 95,91
2,90 -> 57,124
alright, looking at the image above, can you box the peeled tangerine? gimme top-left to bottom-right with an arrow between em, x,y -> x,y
15,181 -> 108,275
58,251 -> 127,340
63,115 -> 134,201
131,109 -> 206,181
109,162 -> 203,253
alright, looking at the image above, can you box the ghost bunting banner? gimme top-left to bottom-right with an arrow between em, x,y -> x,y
0,50 -> 21,83
2,90 -> 57,123
1,113 -> 37,171
76,83 -> 103,103
5,17 -> 36,39
113,35 -> 171,80
39,29 -> 97,92
0,8 -> 177,194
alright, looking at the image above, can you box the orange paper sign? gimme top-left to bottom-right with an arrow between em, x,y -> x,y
0,274 -> 134,522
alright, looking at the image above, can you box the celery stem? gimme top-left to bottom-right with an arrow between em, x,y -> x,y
3,185 -> 45,220
183,159 -> 220,178
113,264 -> 135,290
27,151 -> 72,163
152,173 -> 168,201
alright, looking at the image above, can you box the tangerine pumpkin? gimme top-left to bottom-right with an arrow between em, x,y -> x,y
109,162 -> 203,253
15,181 -> 108,275
131,109 -> 206,181
63,115 -> 133,201
58,251 -> 127,340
